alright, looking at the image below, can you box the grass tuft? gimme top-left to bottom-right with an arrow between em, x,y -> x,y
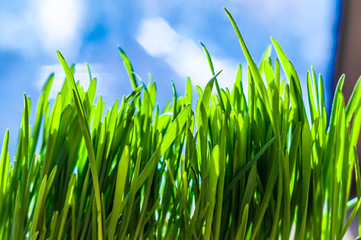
0,8 -> 361,239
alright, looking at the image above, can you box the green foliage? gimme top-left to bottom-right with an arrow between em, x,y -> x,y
1,8 -> 361,239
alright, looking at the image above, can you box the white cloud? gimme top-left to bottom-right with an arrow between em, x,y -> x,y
137,18 -> 238,90
137,18 -> 179,57
35,0 -> 85,58
0,0 -> 85,59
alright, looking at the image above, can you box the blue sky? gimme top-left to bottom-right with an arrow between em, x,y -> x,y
0,0 -> 339,153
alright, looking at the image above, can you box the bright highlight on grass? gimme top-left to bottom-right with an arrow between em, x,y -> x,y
0,8 -> 361,240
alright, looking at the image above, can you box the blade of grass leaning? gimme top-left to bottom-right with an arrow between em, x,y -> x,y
213,117 -> 226,240
30,176 -> 47,237
108,146 -> 129,240
30,232 -> 39,240
345,77 -> 361,122
258,44 -> 272,72
338,198 -> 361,239
250,153 -> 279,240
118,46 -> 138,89
200,42 -> 225,111
354,147 -> 361,234
57,50 -> 103,240
225,7 -> 275,130
119,148 -> 142,240
235,204 -> 249,240
57,174 -> 76,240
224,136 -> 276,196
0,129 -> 9,219
205,145 -> 220,240
30,73 -> 54,157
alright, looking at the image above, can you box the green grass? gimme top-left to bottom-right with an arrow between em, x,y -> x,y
1,7 -> 361,239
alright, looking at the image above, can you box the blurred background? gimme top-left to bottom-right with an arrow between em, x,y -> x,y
0,0 -> 357,156
0,0 -> 343,154
1,0 -> 361,237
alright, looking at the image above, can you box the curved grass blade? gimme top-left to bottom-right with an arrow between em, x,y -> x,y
118,46 -> 138,89
224,136 -> 276,196
338,198 -> 361,240
108,146 -> 129,240
57,50 -> 103,240
200,41 -> 225,111
225,7 -> 274,129
57,174 -> 76,240
235,204 -> 249,240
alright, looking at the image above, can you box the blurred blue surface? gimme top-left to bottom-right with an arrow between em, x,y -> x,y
0,0 -> 340,154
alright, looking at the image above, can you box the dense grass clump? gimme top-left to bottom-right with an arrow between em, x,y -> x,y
1,8 -> 361,240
